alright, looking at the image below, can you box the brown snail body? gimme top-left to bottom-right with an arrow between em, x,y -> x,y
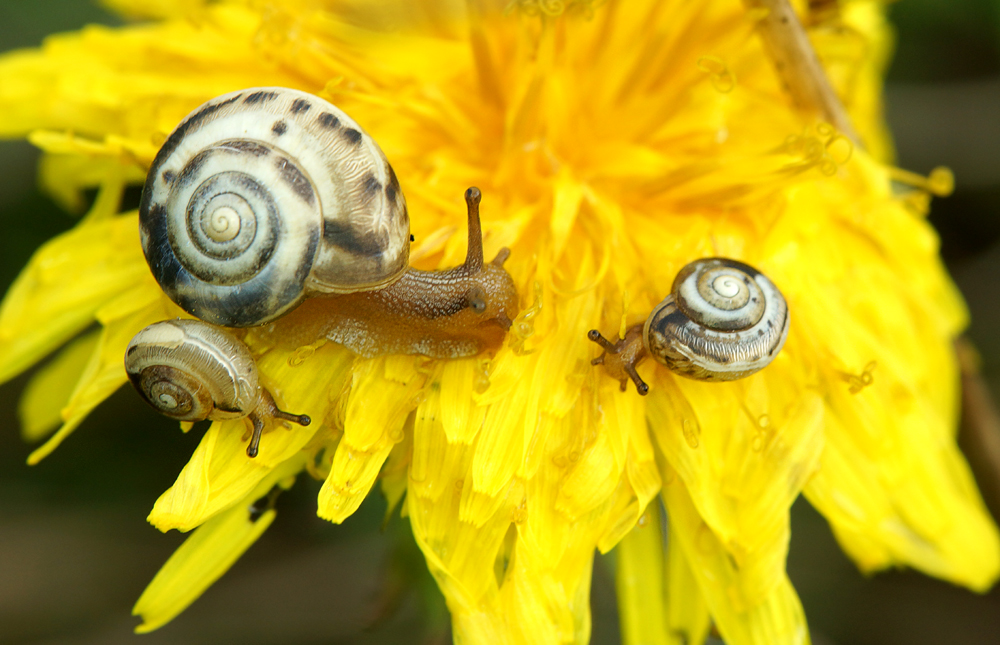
254,188 -> 517,358
124,319 -> 310,457
589,258 -> 789,395
139,87 -> 518,358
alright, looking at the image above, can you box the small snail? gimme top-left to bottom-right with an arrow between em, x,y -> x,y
139,87 -> 518,358
588,258 -> 789,395
124,319 -> 310,458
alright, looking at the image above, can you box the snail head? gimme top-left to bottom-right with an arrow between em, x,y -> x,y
434,187 -> 519,349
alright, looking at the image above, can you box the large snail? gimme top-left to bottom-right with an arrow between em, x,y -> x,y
588,258 -> 789,395
139,87 -> 518,359
125,319 -> 310,458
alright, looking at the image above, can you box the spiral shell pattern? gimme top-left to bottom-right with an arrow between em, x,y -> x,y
124,319 -> 260,421
644,258 -> 789,381
139,88 -> 410,327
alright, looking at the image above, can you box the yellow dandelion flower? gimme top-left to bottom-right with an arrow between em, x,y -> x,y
1,1 -> 997,644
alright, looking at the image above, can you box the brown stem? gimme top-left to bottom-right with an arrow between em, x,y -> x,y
743,0 -> 861,147
957,337 -> 1000,523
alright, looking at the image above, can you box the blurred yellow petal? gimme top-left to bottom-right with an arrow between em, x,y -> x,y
0,211 -> 150,386
27,287 -> 164,464
133,456 -> 304,633
18,329 -> 100,442
665,519 -> 712,645
615,511 -> 671,645
615,505 -> 712,645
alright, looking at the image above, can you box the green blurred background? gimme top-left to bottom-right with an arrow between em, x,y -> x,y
1,1 -> 999,643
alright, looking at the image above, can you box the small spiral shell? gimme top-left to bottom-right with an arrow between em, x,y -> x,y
139,87 -> 411,327
124,319 -> 260,421
644,258 -> 788,381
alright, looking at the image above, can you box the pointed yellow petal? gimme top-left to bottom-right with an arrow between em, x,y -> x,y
133,457 -> 304,633
18,330 -> 100,442
27,290 -> 163,464
318,355 -> 425,523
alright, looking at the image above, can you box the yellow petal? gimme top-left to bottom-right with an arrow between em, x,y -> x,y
439,357 -> 487,444
664,517 -> 712,645
150,343 -> 353,531
33,137 -> 146,213
615,503 -> 712,645
0,211 -> 150,386
777,166 -> 1000,589
27,288 -> 163,464
318,355 -> 425,523
18,330 -> 100,442
663,476 -> 810,645
647,366 -> 825,606
615,510 -> 671,645
805,391 -> 1000,590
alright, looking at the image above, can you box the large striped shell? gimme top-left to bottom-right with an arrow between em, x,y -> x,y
139,87 -> 410,327
124,319 -> 260,421
644,258 -> 789,381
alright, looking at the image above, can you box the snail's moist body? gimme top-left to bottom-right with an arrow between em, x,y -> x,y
255,255 -> 519,359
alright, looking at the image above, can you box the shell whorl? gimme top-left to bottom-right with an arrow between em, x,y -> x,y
644,258 -> 789,381
124,319 -> 260,421
139,87 -> 410,327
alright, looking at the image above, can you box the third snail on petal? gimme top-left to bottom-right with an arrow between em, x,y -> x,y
588,258 -> 789,395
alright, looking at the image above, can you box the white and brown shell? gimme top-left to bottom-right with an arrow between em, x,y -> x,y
139,87 -> 410,327
644,258 -> 789,380
124,319 -> 260,421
